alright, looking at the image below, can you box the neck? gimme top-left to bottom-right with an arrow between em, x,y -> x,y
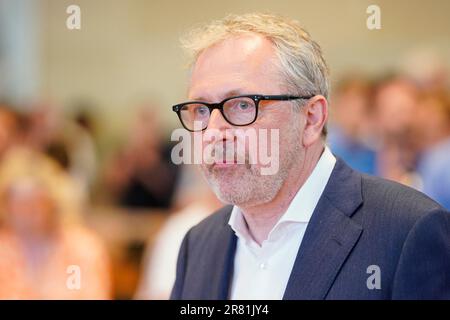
239,143 -> 325,245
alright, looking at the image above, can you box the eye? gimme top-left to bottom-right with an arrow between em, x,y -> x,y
229,98 -> 254,112
237,101 -> 250,110
193,105 -> 209,117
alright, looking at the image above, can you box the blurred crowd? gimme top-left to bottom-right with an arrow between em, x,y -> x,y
0,48 -> 449,299
0,99 -> 187,299
329,53 -> 450,209
0,103 -> 111,298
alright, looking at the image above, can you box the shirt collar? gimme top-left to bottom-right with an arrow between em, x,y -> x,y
228,146 -> 336,243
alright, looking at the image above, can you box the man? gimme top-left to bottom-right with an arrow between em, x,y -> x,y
415,92 -> 450,210
170,13 -> 450,299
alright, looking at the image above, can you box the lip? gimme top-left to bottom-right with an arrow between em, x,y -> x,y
212,161 -> 237,168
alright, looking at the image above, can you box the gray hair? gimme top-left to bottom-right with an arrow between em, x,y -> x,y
181,12 -> 330,134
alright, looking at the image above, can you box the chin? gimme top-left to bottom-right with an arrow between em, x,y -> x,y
213,182 -> 243,204
214,184 -> 275,208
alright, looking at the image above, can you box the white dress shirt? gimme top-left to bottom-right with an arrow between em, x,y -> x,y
228,146 -> 336,300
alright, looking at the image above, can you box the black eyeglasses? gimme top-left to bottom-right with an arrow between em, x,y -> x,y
172,94 -> 313,132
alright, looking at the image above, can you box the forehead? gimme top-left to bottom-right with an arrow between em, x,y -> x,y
188,34 -> 283,100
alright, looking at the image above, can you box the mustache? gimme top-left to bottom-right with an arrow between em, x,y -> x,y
203,140 -> 252,165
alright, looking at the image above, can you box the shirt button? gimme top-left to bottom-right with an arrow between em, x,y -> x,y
259,262 -> 267,270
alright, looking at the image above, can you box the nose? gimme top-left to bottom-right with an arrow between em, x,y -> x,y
207,109 -> 232,131
203,109 -> 235,146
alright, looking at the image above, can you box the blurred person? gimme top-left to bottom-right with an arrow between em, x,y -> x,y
17,100 -> 99,204
23,101 -> 62,152
103,106 -> 179,209
135,166 -> 221,299
63,108 -> 99,197
0,147 -> 111,299
0,102 -> 21,159
414,92 -> 450,209
400,48 -> 449,92
328,75 -> 378,175
18,102 -> 72,171
170,13 -> 450,300
373,76 -> 421,187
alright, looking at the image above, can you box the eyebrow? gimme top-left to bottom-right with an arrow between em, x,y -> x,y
190,89 -> 249,102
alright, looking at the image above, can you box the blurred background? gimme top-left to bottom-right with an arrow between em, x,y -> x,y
0,0 -> 449,299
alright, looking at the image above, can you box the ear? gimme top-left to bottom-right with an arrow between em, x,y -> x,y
302,95 -> 328,147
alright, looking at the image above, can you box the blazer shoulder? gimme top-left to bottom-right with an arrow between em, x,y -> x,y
359,172 -> 445,226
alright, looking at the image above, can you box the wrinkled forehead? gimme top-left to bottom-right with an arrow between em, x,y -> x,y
188,34 -> 284,101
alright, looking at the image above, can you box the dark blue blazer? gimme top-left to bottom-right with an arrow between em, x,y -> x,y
171,159 -> 450,299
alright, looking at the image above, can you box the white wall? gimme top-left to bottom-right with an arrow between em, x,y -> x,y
7,0 -> 450,138
0,0 -> 40,107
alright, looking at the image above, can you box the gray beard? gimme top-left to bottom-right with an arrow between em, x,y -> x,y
200,132 -> 300,207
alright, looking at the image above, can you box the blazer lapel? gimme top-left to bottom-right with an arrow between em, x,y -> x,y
216,227 -> 237,299
283,159 -> 364,300
205,211 -> 237,300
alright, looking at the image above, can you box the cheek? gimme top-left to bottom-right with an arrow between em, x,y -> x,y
268,117 -> 302,166
281,111 -> 303,136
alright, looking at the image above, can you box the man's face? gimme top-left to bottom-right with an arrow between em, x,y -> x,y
375,81 -> 417,139
6,183 -> 56,236
188,34 -> 305,207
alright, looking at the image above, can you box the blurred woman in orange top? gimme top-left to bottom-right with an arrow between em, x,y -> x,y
0,147 -> 111,299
